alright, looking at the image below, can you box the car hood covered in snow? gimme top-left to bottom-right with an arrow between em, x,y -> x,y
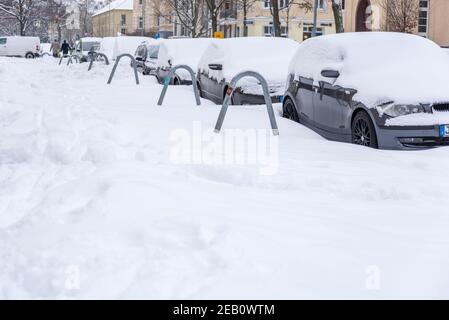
198,37 -> 298,95
289,32 -> 449,108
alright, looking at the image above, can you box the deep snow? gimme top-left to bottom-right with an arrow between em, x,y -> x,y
2,57 -> 449,299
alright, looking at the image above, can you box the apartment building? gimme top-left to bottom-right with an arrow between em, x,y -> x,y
92,0 -> 135,37
132,0 -> 174,37
219,0 -> 448,46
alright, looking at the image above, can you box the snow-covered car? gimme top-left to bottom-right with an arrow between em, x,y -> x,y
99,36 -> 154,61
283,32 -> 449,150
134,40 -> 161,75
197,37 -> 298,105
0,36 -> 40,58
140,38 -> 217,85
74,37 -> 102,62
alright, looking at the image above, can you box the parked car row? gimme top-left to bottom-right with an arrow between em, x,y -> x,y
132,34 -> 449,151
133,37 -> 298,105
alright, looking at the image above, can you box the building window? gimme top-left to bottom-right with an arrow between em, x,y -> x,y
263,0 -> 289,8
121,27 -> 126,35
418,0 -> 429,36
121,14 -> 126,26
138,17 -> 144,29
318,0 -> 325,10
303,25 -> 323,41
139,0 -> 143,4
263,25 -> 287,37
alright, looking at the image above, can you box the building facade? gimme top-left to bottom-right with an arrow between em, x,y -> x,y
220,0 -> 448,46
93,0 -> 448,47
132,0 -> 174,37
92,0 -> 135,37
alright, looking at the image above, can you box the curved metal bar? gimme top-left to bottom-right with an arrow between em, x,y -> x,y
88,53 -> 110,71
107,53 -> 139,85
157,64 -> 200,106
41,52 -> 51,57
214,71 -> 279,136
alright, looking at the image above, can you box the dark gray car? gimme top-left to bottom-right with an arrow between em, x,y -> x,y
283,33 -> 449,150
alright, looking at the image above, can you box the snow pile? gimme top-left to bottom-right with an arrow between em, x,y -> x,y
157,38 -> 217,80
99,36 -> 155,60
289,32 -> 449,107
198,37 -> 298,95
2,58 -> 449,299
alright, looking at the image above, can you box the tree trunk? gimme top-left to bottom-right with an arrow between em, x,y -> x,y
332,1 -> 344,33
243,3 -> 248,37
271,0 -> 281,37
211,14 -> 218,34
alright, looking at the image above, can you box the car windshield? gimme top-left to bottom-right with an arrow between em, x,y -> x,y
82,42 -> 100,51
0,38 -> 6,45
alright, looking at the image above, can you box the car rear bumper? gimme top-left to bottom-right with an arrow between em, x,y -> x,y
377,125 -> 449,149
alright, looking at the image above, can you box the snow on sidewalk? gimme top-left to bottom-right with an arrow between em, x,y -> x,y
1,57 -> 449,299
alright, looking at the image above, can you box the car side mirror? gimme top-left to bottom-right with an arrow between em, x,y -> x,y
208,63 -> 222,71
321,69 -> 340,78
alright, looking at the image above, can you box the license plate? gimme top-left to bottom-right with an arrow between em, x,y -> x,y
439,125 -> 449,137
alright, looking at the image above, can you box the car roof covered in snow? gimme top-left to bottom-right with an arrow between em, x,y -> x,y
99,36 -> 155,60
198,37 -> 299,84
156,38 -> 218,69
289,32 -> 449,107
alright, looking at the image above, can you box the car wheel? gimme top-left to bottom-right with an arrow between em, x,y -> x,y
282,98 -> 299,122
351,111 -> 378,148
25,52 -> 35,59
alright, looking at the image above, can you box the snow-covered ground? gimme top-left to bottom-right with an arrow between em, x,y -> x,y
2,57 -> 449,299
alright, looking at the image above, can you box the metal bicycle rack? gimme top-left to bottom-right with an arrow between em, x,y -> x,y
88,53 -> 110,71
214,71 -> 279,136
107,54 -> 139,85
157,65 -> 200,106
40,52 -> 51,57
59,55 -> 79,66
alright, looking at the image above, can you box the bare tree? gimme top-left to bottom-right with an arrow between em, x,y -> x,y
282,0 -> 312,36
331,0 -> 344,33
381,0 -> 419,33
166,0 -> 208,37
0,0 -> 44,35
268,0 -> 311,37
77,0 -> 94,37
236,0 -> 257,36
204,0 -> 227,35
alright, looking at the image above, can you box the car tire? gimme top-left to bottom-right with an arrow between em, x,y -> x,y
282,98 -> 300,122
25,52 -> 35,59
351,110 -> 378,148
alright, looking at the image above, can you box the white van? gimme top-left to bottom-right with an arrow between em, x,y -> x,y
0,36 -> 40,58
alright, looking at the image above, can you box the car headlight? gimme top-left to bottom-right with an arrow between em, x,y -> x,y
377,103 -> 425,117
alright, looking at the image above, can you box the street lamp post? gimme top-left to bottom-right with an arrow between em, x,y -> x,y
312,0 -> 318,37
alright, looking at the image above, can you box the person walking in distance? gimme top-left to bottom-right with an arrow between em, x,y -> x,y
61,40 -> 71,57
50,39 -> 60,58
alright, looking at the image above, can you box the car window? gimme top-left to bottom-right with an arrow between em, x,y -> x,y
82,42 -> 100,51
148,45 -> 159,59
0,38 -> 7,45
136,45 -> 147,59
